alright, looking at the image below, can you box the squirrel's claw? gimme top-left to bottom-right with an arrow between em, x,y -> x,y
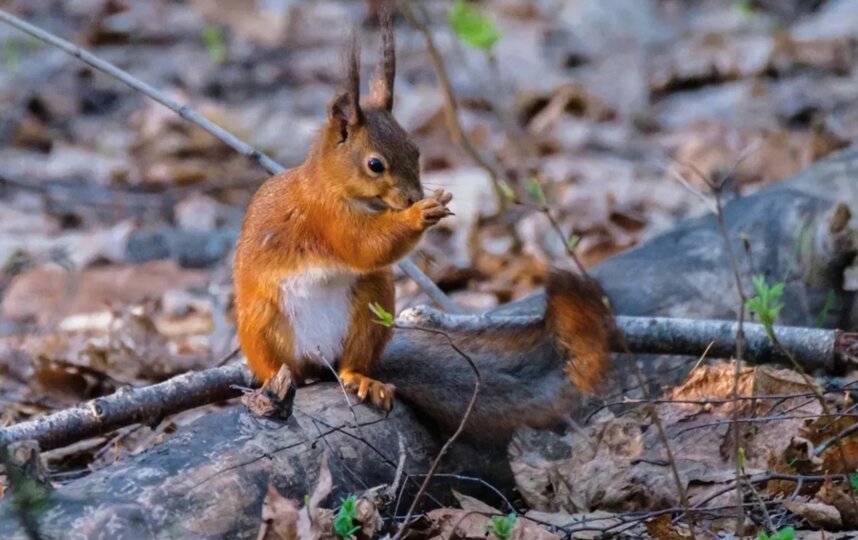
341,371 -> 396,412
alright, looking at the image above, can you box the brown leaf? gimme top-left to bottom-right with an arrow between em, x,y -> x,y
645,514 -> 694,540
783,499 -> 842,530
817,478 -> 858,528
426,508 -> 559,540
526,510 -> 621,540
258,483 -> 299,540
452,489 -> 502,514
297,453 -> 335,540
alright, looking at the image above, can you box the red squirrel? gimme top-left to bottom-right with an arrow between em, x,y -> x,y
234,7 -> 452,410
234,5 -> 613,432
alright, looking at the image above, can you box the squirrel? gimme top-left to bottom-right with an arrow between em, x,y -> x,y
234,5 -> 453,411
234,4 -> 614,435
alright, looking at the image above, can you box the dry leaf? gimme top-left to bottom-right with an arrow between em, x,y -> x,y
297,453 -> 335,540
258,483 -> 299,540
783,499 -> 842,530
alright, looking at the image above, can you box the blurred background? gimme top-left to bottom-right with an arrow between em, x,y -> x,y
0,0 -> 856,472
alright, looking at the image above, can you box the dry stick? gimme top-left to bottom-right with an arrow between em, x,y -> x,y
674,151 -> 752,535
391,324 -> 480,540
0,8 -> 457,315
0,364 -> 249,451
627,356 -> 698,537
714,186 -> 749,535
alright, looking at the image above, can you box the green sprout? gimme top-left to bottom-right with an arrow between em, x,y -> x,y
747,275 -> 784,339
333,495 -> 361,538
758,526 -> 794,540
525,177 -> 547,208
201,25 -> 227,64
368,302 -> 394,328
567,234 -> 582,253
485,513 -> 517,540
449,0 -> 501,50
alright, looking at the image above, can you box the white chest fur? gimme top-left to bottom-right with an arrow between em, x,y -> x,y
280,268 -> 356,367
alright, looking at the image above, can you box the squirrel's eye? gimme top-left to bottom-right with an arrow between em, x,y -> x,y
367,157 -> 386,174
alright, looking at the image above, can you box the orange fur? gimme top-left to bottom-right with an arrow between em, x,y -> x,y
545,270 -> 613,393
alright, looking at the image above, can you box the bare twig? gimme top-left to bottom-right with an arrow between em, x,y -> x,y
0,364 -> 249,452
0,8 -> 456,313
391,324 -> 480,540
708,178 -> 749,536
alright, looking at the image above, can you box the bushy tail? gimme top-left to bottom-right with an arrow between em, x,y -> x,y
376,269 -> 614,442
545,270 -> 614,394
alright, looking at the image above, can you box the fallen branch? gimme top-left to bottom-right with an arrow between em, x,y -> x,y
2,314 -> 853,453
0,364 -> 249,451
404,309 -> 857,372
0,8 -> 457,313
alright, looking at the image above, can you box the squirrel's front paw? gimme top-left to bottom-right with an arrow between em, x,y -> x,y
340,371 -> 396,411
414,189 -> 453,228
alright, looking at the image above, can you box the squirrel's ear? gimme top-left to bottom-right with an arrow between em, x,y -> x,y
328,33 -> 363,140
367,0 -> 395,111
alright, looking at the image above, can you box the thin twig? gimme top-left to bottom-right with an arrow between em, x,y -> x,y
391,324 -> 480,540
703,157 -> 751,535
0,8 -> 456,313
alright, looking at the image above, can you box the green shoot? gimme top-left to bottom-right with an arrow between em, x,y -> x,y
449,0 -> 501,50
747,275 -> 784,339
368,302 -> 394,328
850,469 -> 858,494
333,495 -> 361,538
525,177 -> 547,208
485,513 -> 517,540
202,25 -> 227,64
737,447 -> 746,471
757,526 -> 794,540
567,234 -> 582,253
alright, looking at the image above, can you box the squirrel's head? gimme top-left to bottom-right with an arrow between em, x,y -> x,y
315,4 -> 424,212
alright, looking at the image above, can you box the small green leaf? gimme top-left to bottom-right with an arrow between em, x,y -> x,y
525,178 -> 547,208
202,25 -> 227,64
737,447 -> 746,470
485,513 -> 517,540
368,302 -> 394,327
333,496 -> 362,538
449,0 -> 501,50
567,234 -> 582,252
497,180 -> 517,202
748,274 -> 785,339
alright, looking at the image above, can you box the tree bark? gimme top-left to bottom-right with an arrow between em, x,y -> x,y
0,148 -> 856,538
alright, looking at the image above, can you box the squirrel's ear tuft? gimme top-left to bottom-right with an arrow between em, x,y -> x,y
367,0 -> 395,111
328,32 -> 363,140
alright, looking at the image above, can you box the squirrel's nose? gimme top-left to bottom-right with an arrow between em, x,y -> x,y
406,195 -> 417,206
